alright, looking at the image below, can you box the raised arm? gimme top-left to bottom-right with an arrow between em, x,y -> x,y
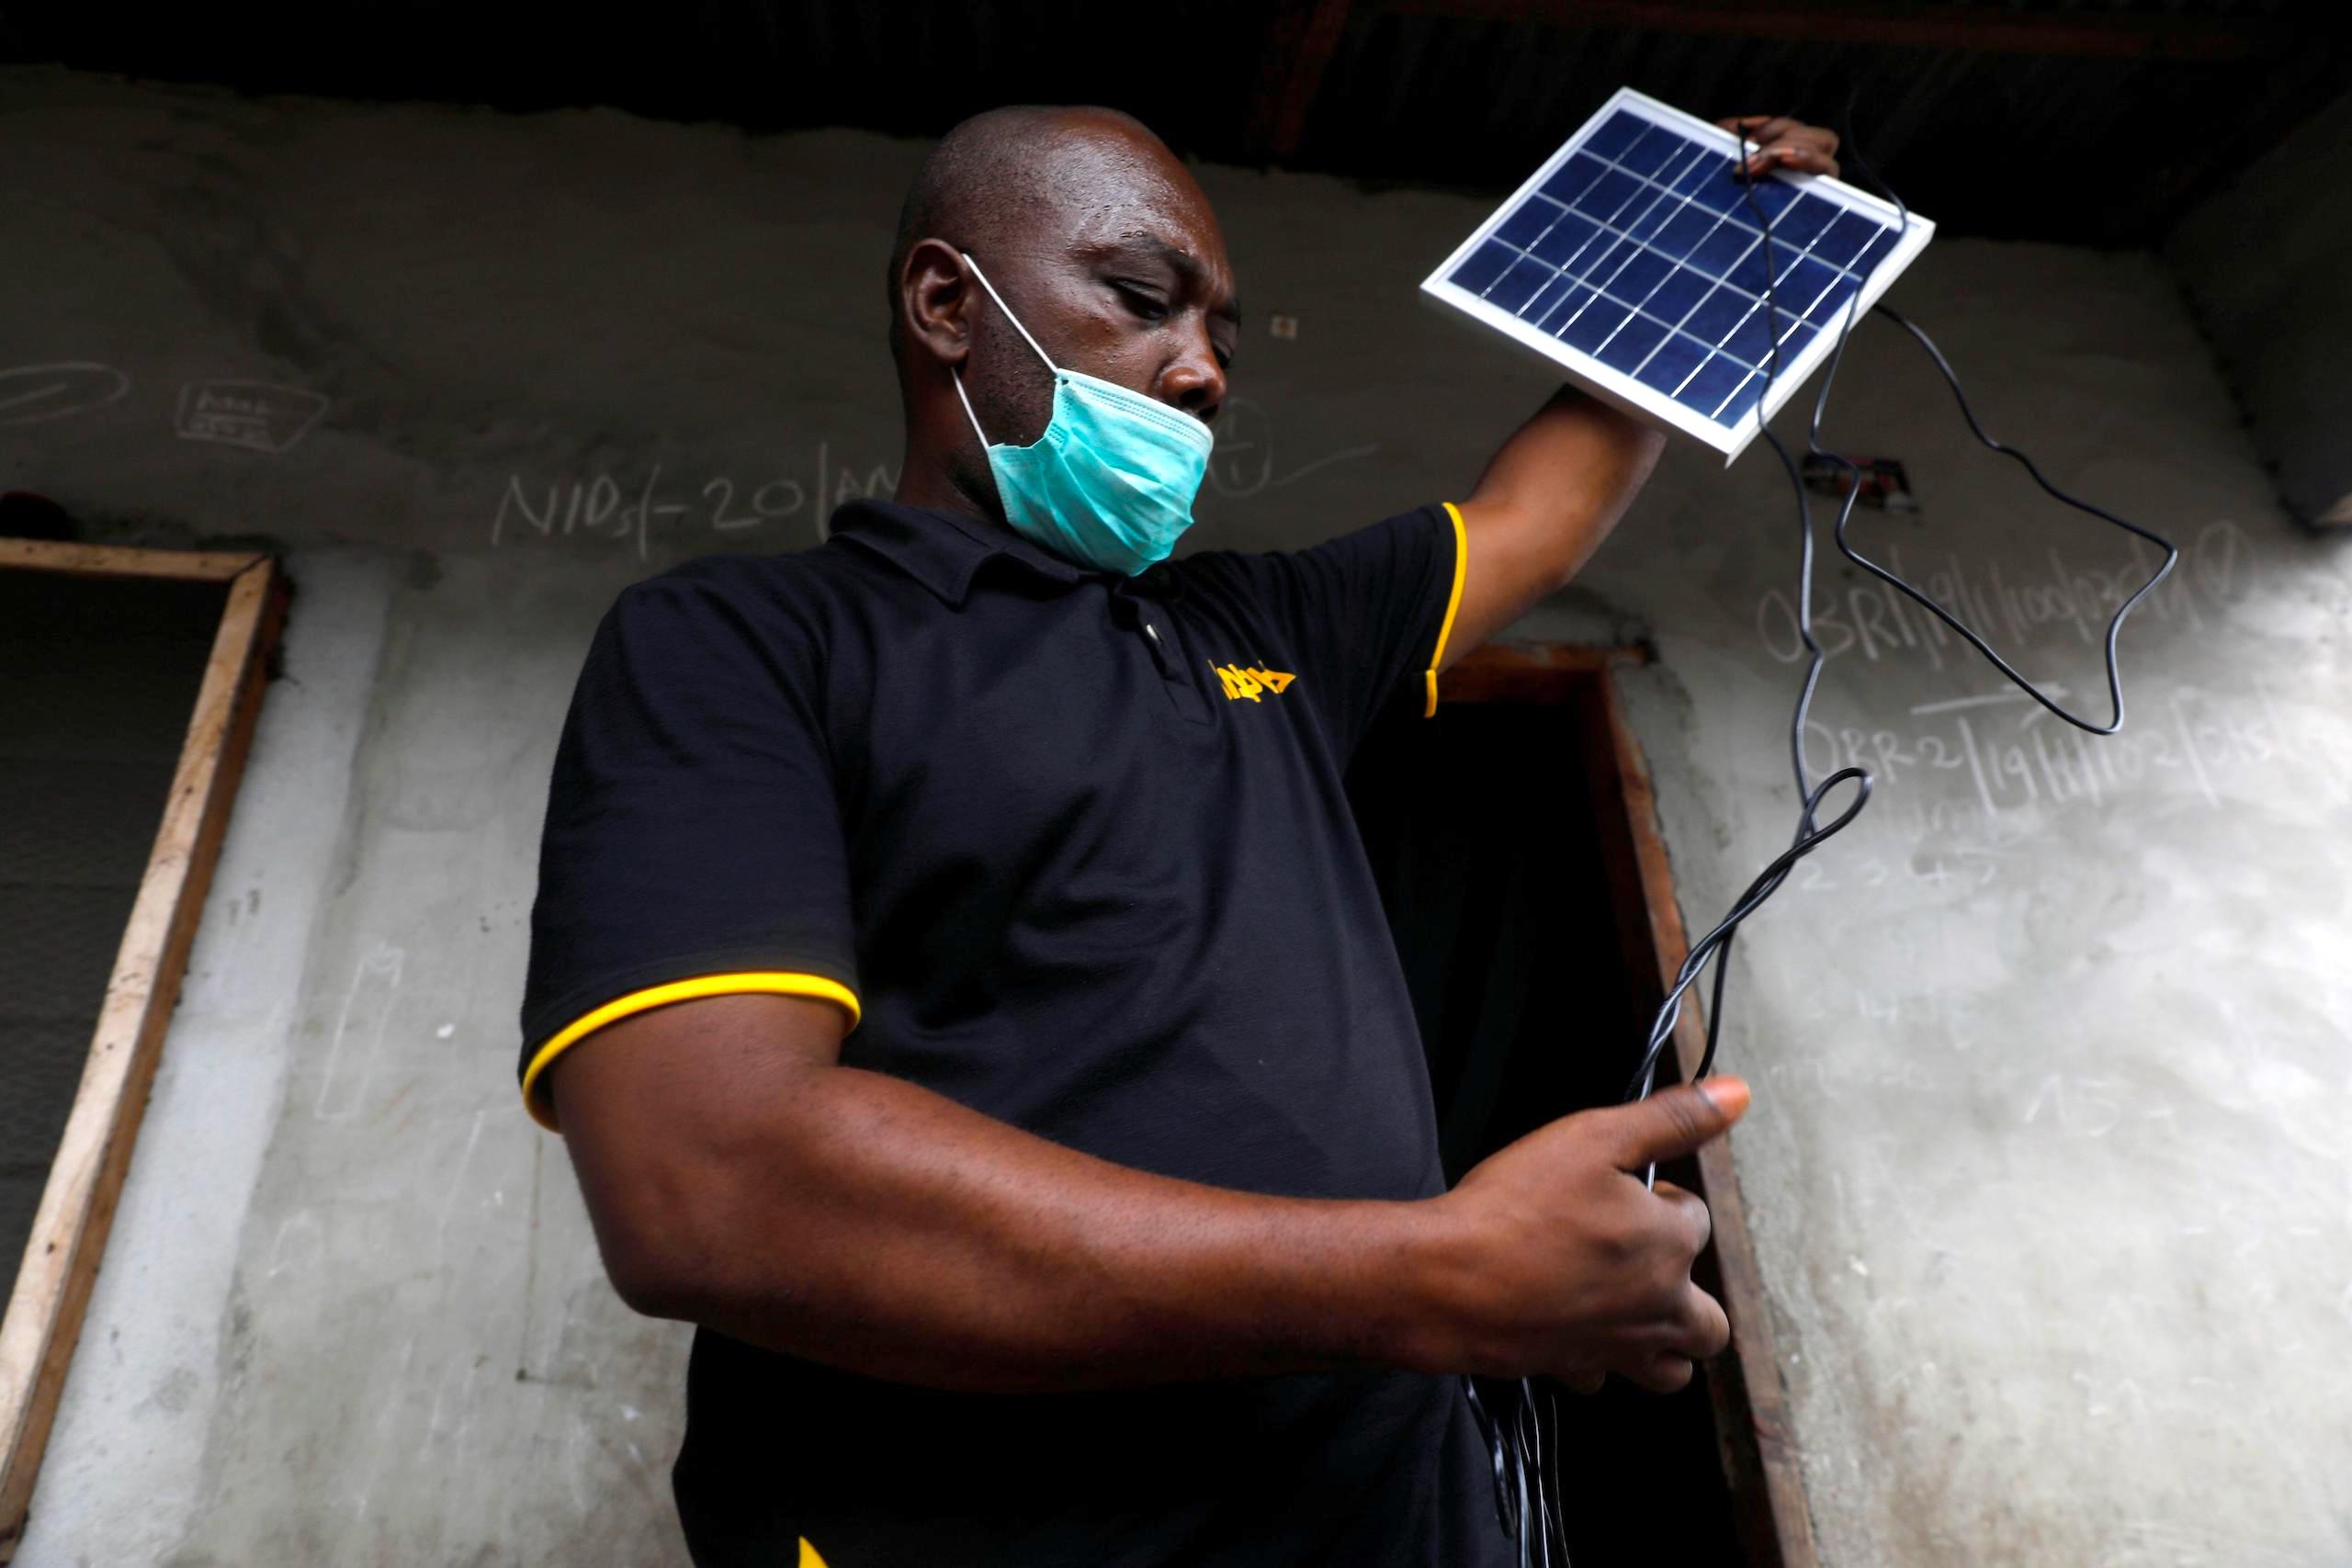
548,992 -> 1748,1396
1442,387 -> 1665,668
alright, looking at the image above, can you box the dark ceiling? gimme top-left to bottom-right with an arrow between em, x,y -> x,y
8,1 -> 2346,245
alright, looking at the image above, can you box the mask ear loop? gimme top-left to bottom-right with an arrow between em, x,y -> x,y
950,358 -> 994,453
951,250 -> 1063,455
958,252 -> 1061,377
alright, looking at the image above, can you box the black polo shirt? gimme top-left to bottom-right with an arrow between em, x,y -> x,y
519,497 -> 1514,1568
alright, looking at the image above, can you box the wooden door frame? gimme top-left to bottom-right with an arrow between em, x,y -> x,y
0,539 -> 288,1561
1442,641 -> 1819,1568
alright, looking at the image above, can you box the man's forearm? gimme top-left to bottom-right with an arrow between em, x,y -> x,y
629,1060 -> 1456,1393
559,993 -> 1742,1400
1442,386 -> 1666,662
1469,385 -> 1659,576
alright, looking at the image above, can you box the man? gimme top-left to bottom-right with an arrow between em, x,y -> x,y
519,105 -> 1839,1566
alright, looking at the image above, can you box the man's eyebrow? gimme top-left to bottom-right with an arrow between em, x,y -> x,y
1088,232 -> 1242,326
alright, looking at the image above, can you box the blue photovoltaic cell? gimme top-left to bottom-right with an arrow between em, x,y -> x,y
1445,107 -> 1906,431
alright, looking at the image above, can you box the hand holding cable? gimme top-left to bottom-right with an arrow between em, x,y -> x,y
1430,1080 -> 1747,1394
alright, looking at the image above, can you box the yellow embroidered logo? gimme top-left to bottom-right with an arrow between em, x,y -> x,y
1211,662 -> 1297,703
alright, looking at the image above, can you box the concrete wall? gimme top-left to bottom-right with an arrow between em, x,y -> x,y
2170,88 -> 2352,525
3,66 -> 2348,1565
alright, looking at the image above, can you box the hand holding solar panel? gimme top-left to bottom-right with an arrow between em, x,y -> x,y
1422,89 -> 1932,462
1720,114 -> 1844,182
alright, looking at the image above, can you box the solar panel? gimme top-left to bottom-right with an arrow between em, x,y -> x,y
1421,88 -> 1934,463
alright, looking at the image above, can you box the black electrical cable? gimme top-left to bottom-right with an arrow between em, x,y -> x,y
1470,98 -> 2181,1564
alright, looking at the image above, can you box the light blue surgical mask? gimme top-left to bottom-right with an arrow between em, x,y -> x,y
952,251 -> 1215,577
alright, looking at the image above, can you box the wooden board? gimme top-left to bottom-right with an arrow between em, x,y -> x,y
0,551 -> 288,1560
0,537 -> 265,582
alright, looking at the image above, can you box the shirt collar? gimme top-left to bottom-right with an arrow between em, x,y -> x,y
830,499 -> 1085,606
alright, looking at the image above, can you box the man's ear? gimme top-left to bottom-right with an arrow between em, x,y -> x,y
900,239 -> 973,369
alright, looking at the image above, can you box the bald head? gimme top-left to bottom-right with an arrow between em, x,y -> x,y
888,107 -> 1206,358
884,105 -> 1238,522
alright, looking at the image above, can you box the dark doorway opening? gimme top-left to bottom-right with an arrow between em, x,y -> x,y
1346,645 -> 1815,1568
0,570 -> 226,1277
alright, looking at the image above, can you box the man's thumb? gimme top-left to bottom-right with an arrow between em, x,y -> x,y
1611,1077 -> 1749,1169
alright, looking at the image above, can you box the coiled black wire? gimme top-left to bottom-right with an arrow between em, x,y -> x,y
1468,99 -> 2181,1566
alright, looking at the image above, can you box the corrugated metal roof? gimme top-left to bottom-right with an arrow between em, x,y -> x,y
6,0 -> 2344,243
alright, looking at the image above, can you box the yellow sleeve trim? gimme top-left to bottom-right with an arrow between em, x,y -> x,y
521,972 -> 861,1132
1424,502 -> 1470,718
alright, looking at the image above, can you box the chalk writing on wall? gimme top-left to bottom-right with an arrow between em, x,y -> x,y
314,942 -> 405,1122
1204,396 -> 1379,500
1753,519 -> 2249,671
0,361 -> 130,427
489,400 -> 1376,558
175,379 -> 327,454
1797,677 -> 2294,822
491,442 -> 899,559
1725,515 -> 2352,896
1764,673 -> 2327,916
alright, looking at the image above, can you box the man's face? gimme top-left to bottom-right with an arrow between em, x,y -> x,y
963,124 -> 1238,449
